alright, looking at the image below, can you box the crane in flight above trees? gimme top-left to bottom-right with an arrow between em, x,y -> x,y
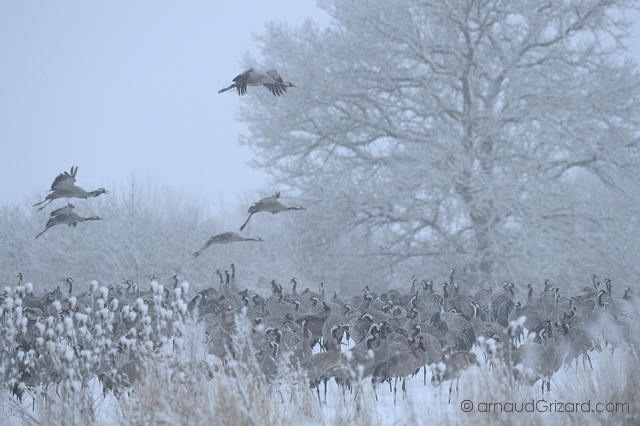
192,232 -> 264,258
218,69 -> 296,96
34,166 -> 109,212
35,204 -> 103,239
239,192 -> 307,231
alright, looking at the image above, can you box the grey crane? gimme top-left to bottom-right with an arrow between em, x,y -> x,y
372,337 -> 428,404
218,68 -> 296,96
34,166 -> 109,212
514,321 -> 558,394
320,333 -> 378,400
291,319 -> 313,366
411,324 -> 443,384
302,324 -> 344,405
192,232 -> 264,258
239,192 -> 306,231
35,204 -> 103,239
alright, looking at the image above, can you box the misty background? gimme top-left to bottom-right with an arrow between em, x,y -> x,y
1,1 -> 639,296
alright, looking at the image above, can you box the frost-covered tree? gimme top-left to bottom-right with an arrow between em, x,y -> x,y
240,0 -> 640,289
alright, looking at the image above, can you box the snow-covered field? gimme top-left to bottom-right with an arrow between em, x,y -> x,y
2,329 -> 637,426
1,277 -> 638,426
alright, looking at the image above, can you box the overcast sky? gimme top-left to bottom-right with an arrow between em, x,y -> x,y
0,1 -> 329,216
1,2 -> 638,217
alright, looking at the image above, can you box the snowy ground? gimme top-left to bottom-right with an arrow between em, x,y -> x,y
3,342 -> 636,426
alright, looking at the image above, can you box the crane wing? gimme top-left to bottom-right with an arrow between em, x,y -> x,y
248,193 -> 283,213
265,69 -> 284,83
50,203 -> 75,217
50,167 -> 77,190
232,69 -> 253,96
263,83 -> 286,96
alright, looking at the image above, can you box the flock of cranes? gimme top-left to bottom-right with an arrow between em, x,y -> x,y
3,267 -> 638,406
34,171 -> 306,251
33,166 -> 306,245
202,269 -> 637,404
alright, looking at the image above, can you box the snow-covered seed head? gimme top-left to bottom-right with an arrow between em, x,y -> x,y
44,328 -> 55,341
64,317 -> 74,331
507,315 -> 527,337
109,297 -> 119,311
513,364 -> 524,374
35,322 -> 45,335
25,282 -> 33,294
176,300 -> 187,315
516,315 -> 527,327
74,312 -> 88,325
81,350 -> 92,362
99,286 -> 108,300
90,280 -> 99,293
484,337 -> 498,356
180,281 -> 189,295
119,336 -> 132,351
138,300 -> 148,316
98,308 -> 109,320
3,297 -> 14,311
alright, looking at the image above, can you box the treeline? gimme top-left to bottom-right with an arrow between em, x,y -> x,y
1,175 -> 638,297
